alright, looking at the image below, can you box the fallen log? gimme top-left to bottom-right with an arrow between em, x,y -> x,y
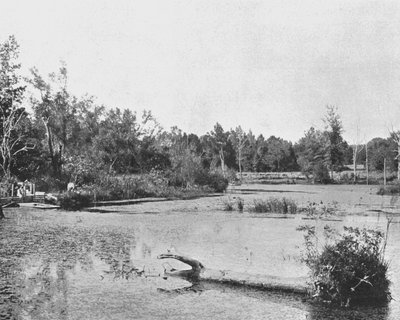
158,251 -> 309,295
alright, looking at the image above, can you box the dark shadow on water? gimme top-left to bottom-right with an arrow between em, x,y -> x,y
155,273 -> 391,320
306,301 -> 390,320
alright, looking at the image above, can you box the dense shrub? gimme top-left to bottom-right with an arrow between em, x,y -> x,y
59,191 -> 92,210
251,197 -> 297,214
298,225 -> 391,306
197,171 -> 228,192
312,162 -> 331,184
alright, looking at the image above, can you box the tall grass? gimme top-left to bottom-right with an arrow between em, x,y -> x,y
251,197 -> 297,214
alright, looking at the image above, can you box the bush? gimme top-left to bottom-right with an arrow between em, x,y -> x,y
194,170 -> 228,193
298,225 -> 391,306
251,197 -> 297,214
59,191 -> 93,210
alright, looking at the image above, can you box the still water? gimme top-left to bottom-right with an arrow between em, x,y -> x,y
0,192 -> 399,319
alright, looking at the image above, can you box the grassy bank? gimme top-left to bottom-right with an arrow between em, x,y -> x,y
58,171 -> 228,210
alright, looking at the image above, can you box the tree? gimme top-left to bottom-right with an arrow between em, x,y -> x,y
0,107 -> 34,179
264,136 -> 297,172
367,137 -> 395,172
0,36 -> 33,180
324,105 -> 346,175
350,123 -> 365,183
295,127 -> 330,183
389,130 -> 400,180
92,108 -> 161,174
28,63 -> 75,178
201,123 -> 233,175
229,126 -> 247,179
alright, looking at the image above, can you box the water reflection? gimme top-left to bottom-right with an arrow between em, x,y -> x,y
0,222 -> 147,319
306,302 -> 389,320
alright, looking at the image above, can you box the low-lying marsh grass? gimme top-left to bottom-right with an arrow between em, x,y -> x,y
377,182 -> 400,195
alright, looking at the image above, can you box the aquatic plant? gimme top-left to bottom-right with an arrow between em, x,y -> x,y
377,182 -> 400,195
251,197 -> 297,214
297,225 -> 391,306
222,198 -> 234,211
300,201 -> 339,218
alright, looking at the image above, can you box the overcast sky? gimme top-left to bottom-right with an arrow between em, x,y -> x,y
1,0 -> 400,142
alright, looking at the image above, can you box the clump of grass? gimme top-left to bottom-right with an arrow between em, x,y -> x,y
297,225 -> 391,306
251,197 -> 297,214
377,182 -> 400,195
300,201 -> 339,218
223,198 -> 235,211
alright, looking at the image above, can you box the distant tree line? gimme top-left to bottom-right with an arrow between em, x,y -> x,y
1,36 -> 399,190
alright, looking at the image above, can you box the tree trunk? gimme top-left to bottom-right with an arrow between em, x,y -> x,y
157,251 -> 308,294
353,145 -> 358,184
238,149 -> 242,181
43,118 -> 59,176
384,158 -> 387,186
219,148 -> 225,177
366,142 -> 369,185
398,144 -> 400,181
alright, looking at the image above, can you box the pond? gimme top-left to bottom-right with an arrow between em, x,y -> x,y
1,184 -> 399,319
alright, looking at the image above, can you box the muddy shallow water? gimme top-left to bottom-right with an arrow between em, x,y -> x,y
1,184 -> 399,319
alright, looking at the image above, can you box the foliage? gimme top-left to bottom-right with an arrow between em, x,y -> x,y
229,126 -> 247,176
0,36 -> 33,180
312,161 -> 331,184
367,137 -> 397,172
295,127 -> 331,183
194,170 -> 228,192
58,191 -> 92,210
323,105 -> 346,173
251,197 -> 297,214
297,225 -> 391,306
